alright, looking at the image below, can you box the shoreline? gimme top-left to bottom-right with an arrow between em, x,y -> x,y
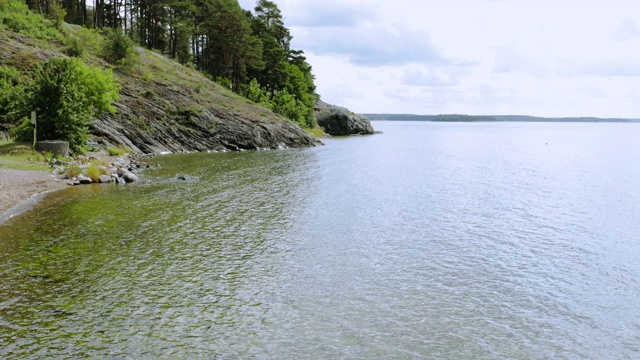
0,169 -> 68,225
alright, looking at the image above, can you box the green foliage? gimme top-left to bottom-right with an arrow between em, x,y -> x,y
216,77 -> 232,89
0,0 -> 63,41
245,78 -> 270,105
8,118 -> 33,142
63,37 -> 85,57
47,0 -> 66,30
0,66 -> 29,124
101,27 -> 137,68
272,88 -> 302,125
194,81 -> 205,93
32,57 -> 119,154
74,27 -> 102,50
8,49 -> 42,72
65,164 -> 82,178
306,126 -> 326,137
86,164 -> 101,182
202,0 -> 264,90
107,146 -> 129,156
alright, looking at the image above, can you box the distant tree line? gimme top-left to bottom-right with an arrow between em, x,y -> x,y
24,0 -> 318,127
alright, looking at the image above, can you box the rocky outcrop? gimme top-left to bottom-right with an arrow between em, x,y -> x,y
90,53 -> 320,153
1,31 -> 319,155
314,100 -> 374,136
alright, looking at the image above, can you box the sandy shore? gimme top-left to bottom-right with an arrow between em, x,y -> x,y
0,169 -> 67,223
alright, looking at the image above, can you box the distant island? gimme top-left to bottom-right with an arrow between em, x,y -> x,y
364,114 -> 640,123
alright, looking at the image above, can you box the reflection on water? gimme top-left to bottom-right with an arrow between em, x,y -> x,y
1,122 -> 640,359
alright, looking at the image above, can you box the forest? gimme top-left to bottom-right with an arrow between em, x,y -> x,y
22,0 -> 319,128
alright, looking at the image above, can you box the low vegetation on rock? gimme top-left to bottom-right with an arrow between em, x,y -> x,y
0,0 -> 320,156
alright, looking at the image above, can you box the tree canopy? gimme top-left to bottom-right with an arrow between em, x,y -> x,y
21,0 -> 318,128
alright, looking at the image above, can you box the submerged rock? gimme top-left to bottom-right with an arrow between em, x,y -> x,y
122,172 -> 138,183
314,100 -> 374,136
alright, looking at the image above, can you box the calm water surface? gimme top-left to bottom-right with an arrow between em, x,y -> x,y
1,121 -> 639,359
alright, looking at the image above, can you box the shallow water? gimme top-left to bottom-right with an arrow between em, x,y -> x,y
1,121 -> 639,359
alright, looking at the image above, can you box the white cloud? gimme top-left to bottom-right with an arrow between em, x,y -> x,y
294,22 -> 446,66
613,18 -> 639,41
239,0 -> 640,118
491,47 -> 550,76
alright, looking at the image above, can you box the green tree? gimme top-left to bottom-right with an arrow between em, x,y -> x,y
245,78 -> 270,106
32,57 -> 119,153
202,0 -> 263,91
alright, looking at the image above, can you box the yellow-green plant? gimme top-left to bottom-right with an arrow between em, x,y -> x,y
86,164 -> 101,182
65,164 -> 82,178
107,146 -> 129,156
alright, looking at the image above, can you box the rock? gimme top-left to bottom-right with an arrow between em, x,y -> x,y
314,100 -> 374,136
99,175 -> 112,183
122,172 -> 138,183
98,165 -> 108,174
54,159 -> 71,166
117,177 -> 126,185
2,31 -> 317,155
77,175 -> 93,184
116,167 -> 128,177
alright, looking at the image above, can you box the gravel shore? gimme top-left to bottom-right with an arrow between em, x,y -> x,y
0,169 -> 66,223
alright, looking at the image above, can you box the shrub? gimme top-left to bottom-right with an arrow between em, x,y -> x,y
0,0 -> 63,40
32,58 -> 119,154
8,118 -> 33,143
101,27 -> 137,68
47,0 -> 66,30
74,27 -> 102,50
0,66 -> 29,124
63,37 -> 84,58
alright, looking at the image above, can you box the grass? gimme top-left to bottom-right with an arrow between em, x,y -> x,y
305,126 -> 326,138
65,164 -> 81,178
85,164 -> 101,182
107,146 -> 129,156
0,141 -> 51,171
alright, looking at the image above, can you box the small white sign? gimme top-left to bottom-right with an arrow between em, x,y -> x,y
31,111 -> 36,125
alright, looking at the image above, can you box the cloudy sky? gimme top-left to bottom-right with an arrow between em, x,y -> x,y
238,0 -> 640,117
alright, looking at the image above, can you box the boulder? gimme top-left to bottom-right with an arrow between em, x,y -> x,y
77,175 -> 92,184
122,172 -> 138,183
314,100 -> 374,136
99,175 -> 113,183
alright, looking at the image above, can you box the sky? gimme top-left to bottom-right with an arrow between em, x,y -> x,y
238,0 -> 640,117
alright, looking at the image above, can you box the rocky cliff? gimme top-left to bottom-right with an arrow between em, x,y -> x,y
314,100 -> 374,136
0,30 -> 318,154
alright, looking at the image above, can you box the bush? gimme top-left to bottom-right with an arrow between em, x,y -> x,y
0,66 -> 29,124
63,37 -> 84,57
101,28 -> 137,68
32,58 -> 119,154
47,0 -> 66,30
8,118 -> 33,143
0,0 -> 63,41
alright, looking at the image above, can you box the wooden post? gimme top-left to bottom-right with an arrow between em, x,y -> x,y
31,111 -> 37,147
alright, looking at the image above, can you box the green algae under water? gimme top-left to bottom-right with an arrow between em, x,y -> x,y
1,122 -> 640,359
